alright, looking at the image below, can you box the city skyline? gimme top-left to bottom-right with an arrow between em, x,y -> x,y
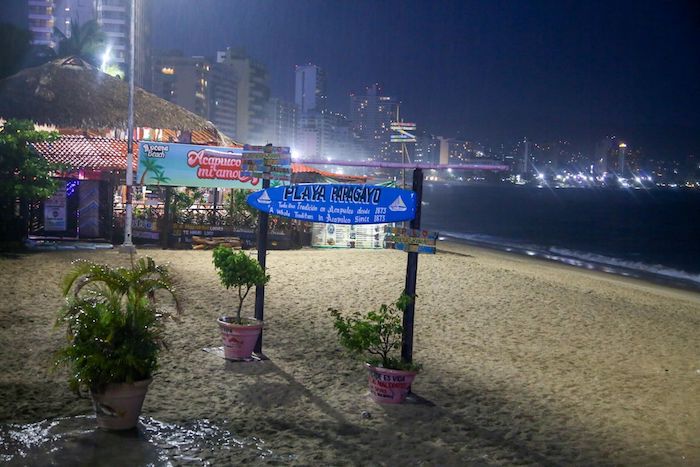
149,0 -> 700,160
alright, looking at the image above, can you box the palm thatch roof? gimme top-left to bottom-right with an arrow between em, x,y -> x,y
0,56 -> 238,145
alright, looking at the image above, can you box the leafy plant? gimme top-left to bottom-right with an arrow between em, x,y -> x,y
54,19 -> 106,66
224,189 -> 258,227
212,247 -> 269,324
0,119 -> 61,241
329,293 -> 420,371
56,256 -> 181,394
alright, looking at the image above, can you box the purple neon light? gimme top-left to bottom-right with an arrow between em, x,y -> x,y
201,148 -> 508,171
295,159 -> 509,171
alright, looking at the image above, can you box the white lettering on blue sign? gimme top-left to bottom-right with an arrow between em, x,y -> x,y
247,183 -> 416,225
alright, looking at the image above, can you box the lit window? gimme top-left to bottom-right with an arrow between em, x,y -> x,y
161,67 -> 175,75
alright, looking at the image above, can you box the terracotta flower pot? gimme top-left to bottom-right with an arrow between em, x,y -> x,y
366,364 -> 417,404
217,317 -> 263,360
91,378 -> 152,430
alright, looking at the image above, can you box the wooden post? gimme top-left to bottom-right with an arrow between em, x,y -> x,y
254,179 -> 270,355
401,168 -> 423,364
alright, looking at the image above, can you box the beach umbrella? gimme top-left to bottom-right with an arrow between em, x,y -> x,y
0,56 -> 237,145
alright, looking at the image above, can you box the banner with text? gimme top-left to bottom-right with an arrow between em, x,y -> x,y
247,184 -> 417,224
136,142 -> 262,189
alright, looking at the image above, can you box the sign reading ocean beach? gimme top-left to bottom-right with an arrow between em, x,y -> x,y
136,142 -> 264,189
246,184 -> 417,224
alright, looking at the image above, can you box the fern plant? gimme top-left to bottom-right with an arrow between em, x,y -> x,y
329,293 -> 420,371
56,256 -> 180,394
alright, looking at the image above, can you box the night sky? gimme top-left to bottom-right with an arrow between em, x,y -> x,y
152,0 -> 700,158
2,1 -> 699,157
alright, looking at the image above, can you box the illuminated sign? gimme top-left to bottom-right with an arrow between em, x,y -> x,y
390,122 -> 417,143
136,142 -> 291,188
246,184 -> 417,224
384,226 -> 438,254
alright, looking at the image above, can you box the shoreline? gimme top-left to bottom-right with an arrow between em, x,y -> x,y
436,233 -> 700,295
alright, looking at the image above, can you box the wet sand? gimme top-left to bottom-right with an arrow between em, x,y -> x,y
1,243 -> 698,465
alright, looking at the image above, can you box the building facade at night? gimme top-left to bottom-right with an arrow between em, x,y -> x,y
20,0 -> 152,89
349,84 -> 400,162
264,97 -> 297,148
151,54 -> 238,140
294,64 -> 327,114
216,48 -> 270,144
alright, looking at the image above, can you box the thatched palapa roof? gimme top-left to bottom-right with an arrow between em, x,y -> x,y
0,56 -> 237,145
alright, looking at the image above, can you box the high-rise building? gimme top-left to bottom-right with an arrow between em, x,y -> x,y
26,0 -> 56,48
414,131 -> 440,164
54,0 -> 96,38
217,48 -> 270,144
152,55 -> 211,118
264,98 -> 297,148
349,84 -> 400,162
294,64 -> 327,114
151,54 -> 238,139
95,0 -> 151,89
208,62 -> 238,139
24,0 -> 152,89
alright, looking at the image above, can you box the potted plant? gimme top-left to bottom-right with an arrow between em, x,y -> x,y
212,246 -> 269,360
330,293 -> 421,404
56,256 -> 180,430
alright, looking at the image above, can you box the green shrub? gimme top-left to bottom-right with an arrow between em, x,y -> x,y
330,293 -> 420,371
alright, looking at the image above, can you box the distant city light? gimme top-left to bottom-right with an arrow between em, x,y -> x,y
100,46 -> 112,72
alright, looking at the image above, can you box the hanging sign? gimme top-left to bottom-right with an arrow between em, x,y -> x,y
384,226 -> 438,254
246,184 -> 417,224
136,142 -> 263,189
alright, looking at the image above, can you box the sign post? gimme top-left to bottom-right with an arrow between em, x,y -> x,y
250,144 -> 289,357
254,175 -> 270,355
401,168 -> 423,364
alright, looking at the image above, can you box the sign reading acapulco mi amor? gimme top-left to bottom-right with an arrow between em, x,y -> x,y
247,184 -> 417,224
136,142 -> 262,189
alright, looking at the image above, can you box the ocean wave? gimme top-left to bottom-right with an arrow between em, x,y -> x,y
438,231 -> 700,289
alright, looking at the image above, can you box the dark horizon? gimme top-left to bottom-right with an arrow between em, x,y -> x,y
1,0 -> 698,158
150,0 -> 700,158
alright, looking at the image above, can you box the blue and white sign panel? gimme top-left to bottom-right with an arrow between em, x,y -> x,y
247,184 -> 417,224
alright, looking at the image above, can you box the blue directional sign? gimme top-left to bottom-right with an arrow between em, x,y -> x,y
246,184 -> 417,224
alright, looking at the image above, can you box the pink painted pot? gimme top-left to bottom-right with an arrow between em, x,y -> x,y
366,364 -> 417,404
218,317 -> 263,360
91,378 -> 152,430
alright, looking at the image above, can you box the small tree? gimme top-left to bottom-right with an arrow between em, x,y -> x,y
212,247 -> 269,324
330,293 -> 420,371
0,119 -> 61,241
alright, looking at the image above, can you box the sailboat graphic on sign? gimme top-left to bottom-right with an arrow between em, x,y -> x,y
258,190 -> 271,204
388,196 -> 407,212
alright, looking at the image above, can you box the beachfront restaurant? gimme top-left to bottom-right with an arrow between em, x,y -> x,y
28,128 -> 233,242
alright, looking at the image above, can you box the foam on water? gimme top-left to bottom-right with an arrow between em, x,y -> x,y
440,231 -> 700,290
0,415 -> 296,466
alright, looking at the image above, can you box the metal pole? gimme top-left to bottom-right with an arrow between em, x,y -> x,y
401,167 -> 423,364
122,0 -> 136,250
254,176 -> 271,355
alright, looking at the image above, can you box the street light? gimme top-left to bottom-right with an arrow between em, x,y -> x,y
121,0 -> 136,252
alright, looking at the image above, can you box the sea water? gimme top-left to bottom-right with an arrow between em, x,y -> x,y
421,184 -> 700,290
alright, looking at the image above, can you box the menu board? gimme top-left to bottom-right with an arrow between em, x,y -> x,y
311,223 -> 386,249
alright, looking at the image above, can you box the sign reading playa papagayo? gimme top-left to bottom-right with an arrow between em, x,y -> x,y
247,184 -> 417,224
136,142 -> 263,189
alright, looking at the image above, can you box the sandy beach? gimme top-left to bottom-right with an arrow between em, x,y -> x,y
0,242 -> 698,465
